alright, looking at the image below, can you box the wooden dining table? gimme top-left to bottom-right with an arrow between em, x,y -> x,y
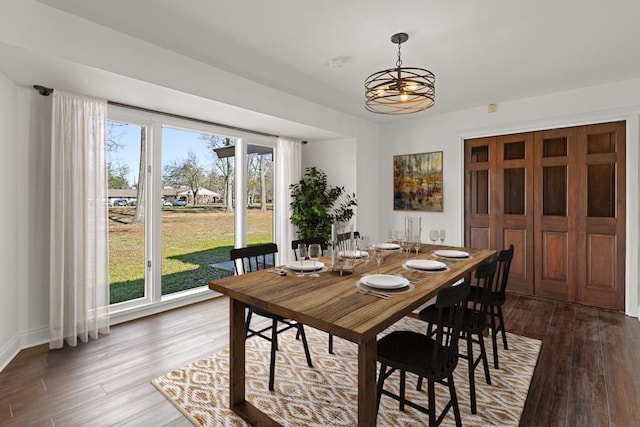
208,244 -> 496,426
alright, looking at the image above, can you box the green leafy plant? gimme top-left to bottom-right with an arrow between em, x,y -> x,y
289,167 -> 357,240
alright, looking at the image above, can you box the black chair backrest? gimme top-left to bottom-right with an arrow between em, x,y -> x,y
291,237 -> 326,260
495,244 -> 514,296
467,257 -> 498,328
336,231 -> 360,242
432,275 -> 471,372
230,243 -> 278,275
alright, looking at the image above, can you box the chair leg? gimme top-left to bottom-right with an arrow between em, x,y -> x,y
490,305 -> 500,369
297,324 -> 313,368
268,318 -> 278,391
478,332 -> 492,386
448,374 -> 462,427
376,364 -> 387,413
498,305 -> 509,350
416,375 -> 423,391
245,310 -> 253,337
428,379 -> 436,427
328,333 -> 334,354
466,334 -> 477,414
399,370 -> 406,411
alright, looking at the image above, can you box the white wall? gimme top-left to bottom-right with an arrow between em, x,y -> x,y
16,87 -> 51,350
378,78 -> 640,317
0,71 -> 20,370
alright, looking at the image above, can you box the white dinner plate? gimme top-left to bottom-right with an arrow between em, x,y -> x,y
356,281 -> 414,295
338,250 -> 368,259
406,259 -> 447,271
360,274 -> 409,289
434,249 -> 471,258
285,260 -> 325,271
373,242 -> 401,250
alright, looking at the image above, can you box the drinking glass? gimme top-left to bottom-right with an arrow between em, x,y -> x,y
297,243 -> 307,277
308,243 -> 321,277
363,246 -> 372,270
375,248 -> 384,271
429,230 -> 439,244
439,229 -> 446,244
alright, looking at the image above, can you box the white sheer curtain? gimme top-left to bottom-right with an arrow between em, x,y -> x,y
49,90 -> 110,349
274,138 -> 302,265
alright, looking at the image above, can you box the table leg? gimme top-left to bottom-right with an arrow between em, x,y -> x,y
358,337 -> 378,426
229,298 -> 246,410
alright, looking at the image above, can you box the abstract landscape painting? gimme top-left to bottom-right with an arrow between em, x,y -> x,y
393,151 -> 443,211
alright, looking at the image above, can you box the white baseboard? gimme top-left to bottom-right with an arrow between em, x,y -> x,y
0,325 -> 48,373
0,334 -> 20,372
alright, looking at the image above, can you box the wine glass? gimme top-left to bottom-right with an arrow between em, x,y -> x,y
429,230 -> 439,244
297,243 -> 308,277
413,233 -> 421,254
439,229 -> 446,245
308,243 -> 321,277
401,234 -> 412,258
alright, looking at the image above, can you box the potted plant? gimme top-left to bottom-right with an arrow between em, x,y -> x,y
289,167 -> 357,241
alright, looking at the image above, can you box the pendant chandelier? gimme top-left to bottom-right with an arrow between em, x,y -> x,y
364,32 -> 435,114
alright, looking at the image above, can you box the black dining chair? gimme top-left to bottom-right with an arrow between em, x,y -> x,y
376,276 -> 471,426
291,237 -> 327,260
230,243 -> 313,391
418,258 -> 497,415
469,244 -> 514,369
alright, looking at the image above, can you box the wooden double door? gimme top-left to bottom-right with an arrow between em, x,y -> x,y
464,121 -> 625,311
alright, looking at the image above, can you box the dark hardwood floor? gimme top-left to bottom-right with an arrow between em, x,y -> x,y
1,294 -> 639,426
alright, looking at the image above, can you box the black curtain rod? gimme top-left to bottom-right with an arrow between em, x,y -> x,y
33,85 -> 279,139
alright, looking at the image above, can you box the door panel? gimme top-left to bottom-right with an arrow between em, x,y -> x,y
495,133 -> 534,294
575,122 -> 625,310
469,226 -> 490,249
503,228 -> 527,286
586,233 -> 616,288
465,137 -> 495,249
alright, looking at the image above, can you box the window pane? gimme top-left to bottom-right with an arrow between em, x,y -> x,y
246,146 -> 274,245
470,145 -> 489,163
543,166 -> 567,216
161,127 -> 234,297
470,170 -> 489,214
108,121 -> 146,304
588,133 -> 615,154
504,168 -> 525,215
504,141 -> 525,160
543,137 -> 567,157
588,163 -> 615,217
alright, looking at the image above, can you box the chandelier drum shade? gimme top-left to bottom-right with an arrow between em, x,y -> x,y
364,32 -> 435,114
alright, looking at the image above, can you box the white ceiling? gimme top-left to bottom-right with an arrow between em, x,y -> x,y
28,0 -> 640,122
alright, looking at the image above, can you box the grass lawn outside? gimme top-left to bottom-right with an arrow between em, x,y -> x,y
108,205 -> 273,304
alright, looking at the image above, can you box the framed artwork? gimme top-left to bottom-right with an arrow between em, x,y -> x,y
393,151 -> 443,211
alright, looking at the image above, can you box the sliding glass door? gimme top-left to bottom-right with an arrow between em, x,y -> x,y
107,120 -> 148,305
160,126 -> 237,296
107,107 -> 276,311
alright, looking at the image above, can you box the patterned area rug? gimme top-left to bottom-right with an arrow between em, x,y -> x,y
152,317 -> 541,426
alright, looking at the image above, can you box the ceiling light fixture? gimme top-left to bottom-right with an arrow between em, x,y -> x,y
364,32 -> 435,114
